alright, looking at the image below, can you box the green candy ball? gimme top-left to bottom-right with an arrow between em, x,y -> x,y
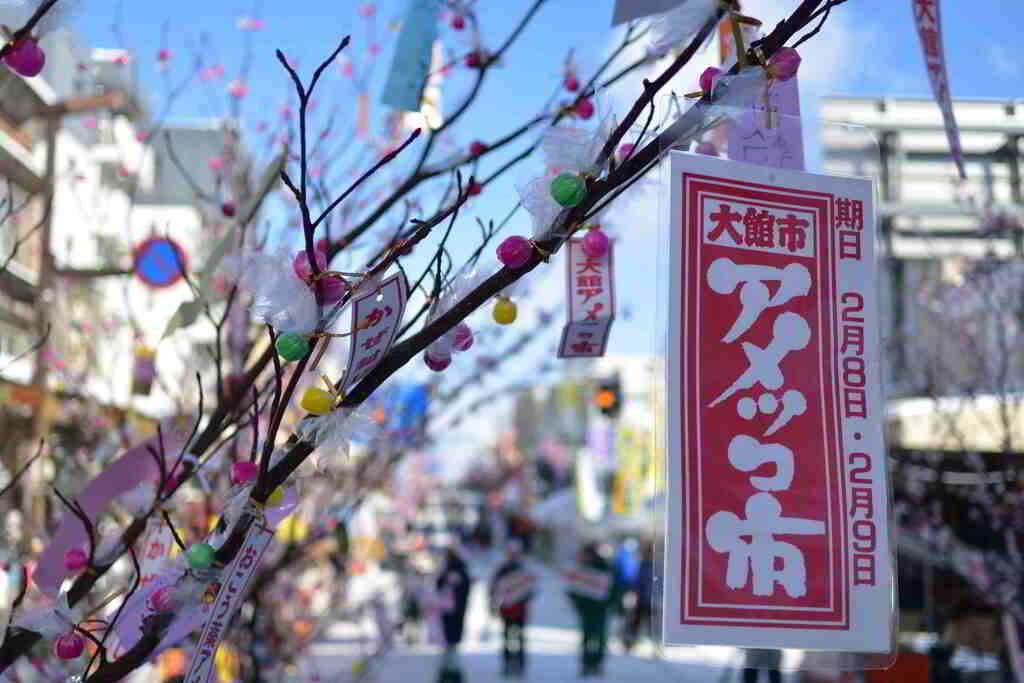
550,172 -> 587,207
275,332 -> 309,362
186,543 -> 216,569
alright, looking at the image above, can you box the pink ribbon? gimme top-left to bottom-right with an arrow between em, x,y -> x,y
34,417 -> 193,596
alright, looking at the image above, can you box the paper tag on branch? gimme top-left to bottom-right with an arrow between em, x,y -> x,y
339,273 -> 408,395
558,238 -> 615,358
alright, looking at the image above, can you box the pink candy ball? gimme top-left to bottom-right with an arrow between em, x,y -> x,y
497,236 -> 532,269
699,66 -> 721,93
453,323 -> 474,352
293,249 -> 328,280
147,586 -> 174,612
231,461 -> 259,485
616,143 -> 635,163
63,548 -> 88,572
228,81 -> 248,98
695,141 -> 719,156
581,229 -> 609,259
575,98 -> 594,120
469,140 -> 487,156
769,47 -> 801,82
450,14 -> 466,30
157,48 -> 172,62
315,275 -> 348,304
424,350 -> 451,372
5,38 -> 45,78
53,632 -> 85,660
221,201 -> 236,218
564,74 -> 579,92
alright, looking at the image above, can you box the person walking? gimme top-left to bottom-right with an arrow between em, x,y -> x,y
436,546 -> 472,683
742,648 -> 783,683
566,543 -> 620,677
489,539 -> 536,678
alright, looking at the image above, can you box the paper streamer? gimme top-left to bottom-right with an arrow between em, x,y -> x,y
380,0 -> 440,112
114,488 -> 298,654
183,521 -> 274,683
912,0 -> 965,179
33,416 -> 193,596
726,75 -> 804,170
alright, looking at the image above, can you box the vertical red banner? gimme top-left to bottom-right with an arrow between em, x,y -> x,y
664,152 -> 893,653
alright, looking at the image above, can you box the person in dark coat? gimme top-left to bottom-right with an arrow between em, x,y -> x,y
436,547 -> 472,682
489,539 -> 535,678
567,543 -> 621,677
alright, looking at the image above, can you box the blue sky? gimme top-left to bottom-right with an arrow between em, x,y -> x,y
60,0 -> 1024,457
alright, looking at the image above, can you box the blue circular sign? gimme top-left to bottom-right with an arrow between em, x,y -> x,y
133,237 -> 187,288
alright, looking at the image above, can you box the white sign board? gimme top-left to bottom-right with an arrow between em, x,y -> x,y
663,151 -> 893,652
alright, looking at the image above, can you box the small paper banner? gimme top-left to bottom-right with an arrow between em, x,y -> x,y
340,273 -> 408,395
558,238 -> 615,358
562,565 -> 611,601
494,570 -> 536,607
183,520 -> 274,683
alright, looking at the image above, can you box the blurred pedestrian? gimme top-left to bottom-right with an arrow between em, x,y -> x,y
489,539 -> 536,678
436,546 -> 472,683
622,542 -> 654,652
742,648 -> 782,683
566,543 -> 620,677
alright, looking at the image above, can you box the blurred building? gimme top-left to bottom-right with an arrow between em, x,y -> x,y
822,96 -> 1024,399
0,23 -> 235,457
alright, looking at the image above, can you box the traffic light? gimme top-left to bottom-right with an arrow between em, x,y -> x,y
595,376 -> 622,418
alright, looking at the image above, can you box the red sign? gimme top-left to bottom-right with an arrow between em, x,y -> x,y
558,238 -> 614,358
664,152 -> 892,652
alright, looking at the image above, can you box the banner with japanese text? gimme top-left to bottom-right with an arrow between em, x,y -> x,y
340,273 -> 408,395
663,151 -> 893,652
558,238 -> 615,358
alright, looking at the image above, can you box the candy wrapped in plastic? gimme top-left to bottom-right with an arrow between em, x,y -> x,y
703,66 -> 767,121
12,592 -> 79,637
647,0 -> 719,58
518,177 -> 564,238
540,126 -> 600,175
297,406 -> 382,460
221,248 -> 319,335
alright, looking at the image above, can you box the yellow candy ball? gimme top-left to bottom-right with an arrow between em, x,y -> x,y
268,487 -> 283,507
300,387 -> 333,415
493,297 -> 517,325
352,660 -> 365,674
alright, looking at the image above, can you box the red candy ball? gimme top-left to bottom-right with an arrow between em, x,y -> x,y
699,66 -> 721,93
231,461 -> 259,485
564,74 -> 579,92
53,632 -> 85,660
453,323 -> 474,352
574,98 -> 594,120
451,15 -> 466,30
315,275 -> 348,304
424,350 -> 450,372
582,228 -> 609,259
497,236 -> 532,269
293,249 -> 328,280
464,51 -> 482,68
469,141 -> 487,156
5,38 -> 45,78
467,181 -> 482,196
221,201 -> 236,218
63,548 -> 87,572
